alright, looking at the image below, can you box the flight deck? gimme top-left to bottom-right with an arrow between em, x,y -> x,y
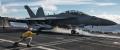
0,32 -> 120,50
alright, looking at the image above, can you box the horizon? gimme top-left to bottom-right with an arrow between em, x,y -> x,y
0,0 -> 120,24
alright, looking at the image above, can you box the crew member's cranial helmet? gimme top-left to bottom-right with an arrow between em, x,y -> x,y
28,28 -> 33,31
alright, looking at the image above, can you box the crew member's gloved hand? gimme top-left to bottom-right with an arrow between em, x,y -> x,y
33,31 -> 40,35
36,33 -> 40,35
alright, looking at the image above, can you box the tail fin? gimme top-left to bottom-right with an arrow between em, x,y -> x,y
36,7 -> 45,17
24,5 -> 36,18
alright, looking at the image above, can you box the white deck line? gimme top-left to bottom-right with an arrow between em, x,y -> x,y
0,39 -> 55,50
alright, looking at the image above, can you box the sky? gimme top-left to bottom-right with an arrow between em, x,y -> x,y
1,0 -> 120,24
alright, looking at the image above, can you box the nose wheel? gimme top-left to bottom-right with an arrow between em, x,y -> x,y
71,29 -> 79,35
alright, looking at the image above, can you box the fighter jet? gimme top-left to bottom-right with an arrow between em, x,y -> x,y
19,5 -> 116,26
10,5 -> 116,34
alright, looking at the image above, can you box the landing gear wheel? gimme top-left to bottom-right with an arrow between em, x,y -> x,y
71,29 -> 76,35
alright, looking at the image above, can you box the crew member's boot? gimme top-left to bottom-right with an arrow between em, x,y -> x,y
27,44 -> 32,47
13,42 -> 19,47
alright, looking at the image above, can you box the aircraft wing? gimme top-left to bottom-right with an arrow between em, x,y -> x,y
15,17 -> 70,21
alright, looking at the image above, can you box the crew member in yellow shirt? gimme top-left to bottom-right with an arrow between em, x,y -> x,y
13,27 -> 36,47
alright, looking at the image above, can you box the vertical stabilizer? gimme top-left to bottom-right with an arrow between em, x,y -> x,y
24,5 -> 36,18
36,7 -> 45,17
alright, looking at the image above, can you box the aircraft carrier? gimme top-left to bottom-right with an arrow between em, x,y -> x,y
0,5 -> 120,50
